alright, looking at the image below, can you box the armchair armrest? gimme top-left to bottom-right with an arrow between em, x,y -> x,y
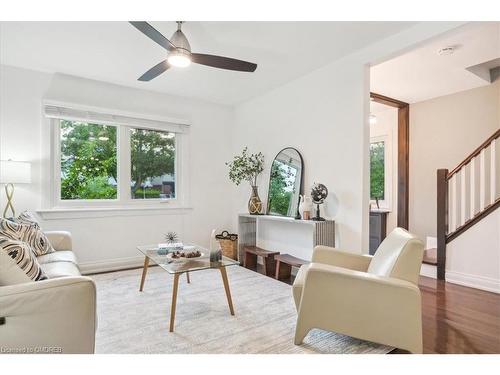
44,231 -> 73,251
312,246 -> 372,271
0,277 -> 96,353
296,263 -> 422,353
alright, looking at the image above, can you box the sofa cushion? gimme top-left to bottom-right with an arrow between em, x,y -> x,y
0,237 -> 47,285
37,250 -> 78,265
367,227 -> 417,278
0,217 -> 55,256
40,261 -> 81,278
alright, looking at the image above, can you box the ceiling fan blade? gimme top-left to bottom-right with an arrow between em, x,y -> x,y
138,60 -> 170,81
191,53 -> 257,72
129,21 -> 176,52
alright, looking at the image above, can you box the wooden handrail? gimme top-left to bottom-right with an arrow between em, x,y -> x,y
447,129 -> 500,179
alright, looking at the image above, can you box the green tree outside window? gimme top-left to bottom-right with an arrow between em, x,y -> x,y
60,120 -> 176,200
130,128 -> 175,199
60,120 -> 117,200
370,141 -> 385,201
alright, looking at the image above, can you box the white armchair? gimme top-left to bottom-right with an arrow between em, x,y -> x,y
293,228 -> 424,353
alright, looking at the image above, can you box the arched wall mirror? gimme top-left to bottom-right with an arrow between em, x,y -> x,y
266,147 -> 304,217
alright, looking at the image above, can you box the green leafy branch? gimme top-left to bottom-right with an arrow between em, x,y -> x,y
226,147 -> 264,187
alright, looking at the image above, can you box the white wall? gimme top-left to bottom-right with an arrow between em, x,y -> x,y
370,106 -> 398,232
447,210 -> 500,293
0,65 -> 235,273
409,80 -> 500,291
233,60 -> 368,252
231,22 -> 464,255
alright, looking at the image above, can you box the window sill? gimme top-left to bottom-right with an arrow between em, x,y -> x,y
36,206 -> 193,220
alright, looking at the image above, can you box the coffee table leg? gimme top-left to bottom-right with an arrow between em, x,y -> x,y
186,271 -> 191,284
170,273 -> 180,332
139,256 -> 149,292
219,267 -> 235,316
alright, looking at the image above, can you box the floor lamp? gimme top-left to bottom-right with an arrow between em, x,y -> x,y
0,160 -> 32,218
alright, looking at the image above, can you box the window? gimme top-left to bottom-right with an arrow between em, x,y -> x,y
369,133 -> 393,210
60,120 -> 118,200
130,128 -> 176,200
60,122 -> 177,202
45,104 -> 188,209
370,140 -> 385,201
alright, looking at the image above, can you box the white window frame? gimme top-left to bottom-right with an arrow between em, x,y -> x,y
41,102 -> 191,211
369,135 -> 392,210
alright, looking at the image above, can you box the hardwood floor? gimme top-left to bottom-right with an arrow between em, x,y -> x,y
253,265 -> 500,354
418,276 -> 500,354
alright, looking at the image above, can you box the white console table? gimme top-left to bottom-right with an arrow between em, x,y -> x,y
237,214 -> 335,263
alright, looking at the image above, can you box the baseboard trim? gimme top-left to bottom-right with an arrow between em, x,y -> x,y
446,271 -> 500,294
79,256 -> 145,275
420,264 -> 437,279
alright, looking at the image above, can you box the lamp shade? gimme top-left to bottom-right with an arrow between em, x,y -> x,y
0,160 -> 32,184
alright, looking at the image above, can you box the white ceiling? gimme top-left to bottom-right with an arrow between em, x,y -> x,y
0,21 -> 417,106
371,22 -> 500,104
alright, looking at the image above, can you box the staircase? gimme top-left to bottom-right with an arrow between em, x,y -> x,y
436,129 -> 500,280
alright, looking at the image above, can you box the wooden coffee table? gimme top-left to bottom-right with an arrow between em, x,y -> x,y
137,244 -> 239,332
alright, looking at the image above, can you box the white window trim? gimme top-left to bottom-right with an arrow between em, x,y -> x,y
39,101 -> 191,216
369,134 -> 392,211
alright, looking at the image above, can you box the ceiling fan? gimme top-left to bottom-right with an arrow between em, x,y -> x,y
130,21 -> 258,81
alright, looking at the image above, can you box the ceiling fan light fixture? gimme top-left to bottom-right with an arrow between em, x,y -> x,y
167,50 -> 191,68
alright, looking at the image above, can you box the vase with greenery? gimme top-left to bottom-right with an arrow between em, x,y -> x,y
226,147 -> 265,214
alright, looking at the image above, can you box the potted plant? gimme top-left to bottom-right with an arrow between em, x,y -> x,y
226,147 -> 264,214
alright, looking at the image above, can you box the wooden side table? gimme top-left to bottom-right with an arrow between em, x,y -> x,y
243,246 -> 279,277
274,254 -> 309,280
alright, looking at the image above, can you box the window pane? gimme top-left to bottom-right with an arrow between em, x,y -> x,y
130,128 -> 176,200
370,141 -> 385,200
60,120 -> 117,200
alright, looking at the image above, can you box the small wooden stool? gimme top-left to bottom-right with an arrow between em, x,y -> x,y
244,246 -> 279,277
274,254 -> 309,280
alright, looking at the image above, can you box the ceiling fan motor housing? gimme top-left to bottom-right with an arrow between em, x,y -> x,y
170,29 -> 191,54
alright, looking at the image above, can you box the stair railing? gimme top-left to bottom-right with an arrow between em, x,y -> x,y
436,129 -> 500,280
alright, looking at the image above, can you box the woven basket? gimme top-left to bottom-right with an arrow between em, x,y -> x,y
215,231 -> 238,260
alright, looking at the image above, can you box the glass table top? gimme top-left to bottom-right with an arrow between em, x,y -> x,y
137,243 -> 239,274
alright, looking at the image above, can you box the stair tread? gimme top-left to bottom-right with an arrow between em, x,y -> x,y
423,248 -> 437,265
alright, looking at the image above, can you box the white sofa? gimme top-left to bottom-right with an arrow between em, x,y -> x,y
0,231 -> 96,354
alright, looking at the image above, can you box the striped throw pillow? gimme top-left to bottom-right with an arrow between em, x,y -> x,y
0,237 -> 47,284
13,211 -> 41,228
0,218 -> 55,256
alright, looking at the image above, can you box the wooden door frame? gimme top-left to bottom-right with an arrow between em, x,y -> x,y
370,92 -> 410,229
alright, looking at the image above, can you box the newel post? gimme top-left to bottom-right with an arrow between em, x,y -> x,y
436,169 -> 449,280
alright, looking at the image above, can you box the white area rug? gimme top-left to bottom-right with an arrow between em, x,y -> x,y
92,265 -> 392,354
